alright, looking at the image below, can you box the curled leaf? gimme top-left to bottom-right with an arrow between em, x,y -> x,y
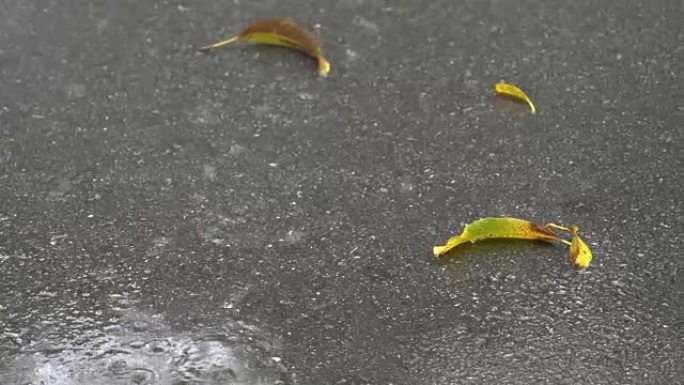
569,226 -> 592,269
546,224 -> 593,269
200,18 -> 331,77
494,82 -> 536,114
433,217 -> 561,257
435,218 -> 594,269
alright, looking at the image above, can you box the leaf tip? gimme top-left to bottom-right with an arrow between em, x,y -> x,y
433,245 -> 448,257
317,57 -> 331,77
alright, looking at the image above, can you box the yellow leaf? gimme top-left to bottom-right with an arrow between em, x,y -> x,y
494,82 -> 536,114
569,226 -> 593,269
433,217 -> 560,257
545,223 -> 594,269
200,18 -> 331,77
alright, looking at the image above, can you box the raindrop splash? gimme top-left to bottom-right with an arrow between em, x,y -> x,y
0,296 -> 290,384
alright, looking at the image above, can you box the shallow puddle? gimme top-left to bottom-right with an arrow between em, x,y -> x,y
0,294 -> 290,385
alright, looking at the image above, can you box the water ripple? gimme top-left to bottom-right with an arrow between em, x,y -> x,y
0,297 -> 290,384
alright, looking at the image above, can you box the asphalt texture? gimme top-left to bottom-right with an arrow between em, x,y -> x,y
1,0 -> 683,384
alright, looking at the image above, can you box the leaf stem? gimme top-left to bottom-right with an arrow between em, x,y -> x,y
199,36 -> 240,52
558,239 -> 572,246
546,223 -> 573,233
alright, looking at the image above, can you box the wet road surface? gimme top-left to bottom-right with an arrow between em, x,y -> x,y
1,0 -> 683,384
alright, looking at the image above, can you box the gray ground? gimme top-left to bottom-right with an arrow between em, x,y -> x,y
1,0 -> 683,384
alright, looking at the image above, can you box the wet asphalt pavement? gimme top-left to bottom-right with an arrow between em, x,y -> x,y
1,0 -> 683,384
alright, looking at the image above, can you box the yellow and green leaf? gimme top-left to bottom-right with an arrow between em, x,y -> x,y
433,217 -> 560,256
494,82 -> 536,114
434,217 -> 593,269
200,18 -> 331,77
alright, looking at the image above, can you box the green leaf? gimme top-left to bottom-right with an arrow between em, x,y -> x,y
433,217 -> 561,256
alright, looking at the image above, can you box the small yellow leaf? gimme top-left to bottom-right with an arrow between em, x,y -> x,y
200,18 -> 331,77
494,82 -> 536,114
546,224 -> 593,269
569,226 -> 593,269
433,217 -> 560,257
